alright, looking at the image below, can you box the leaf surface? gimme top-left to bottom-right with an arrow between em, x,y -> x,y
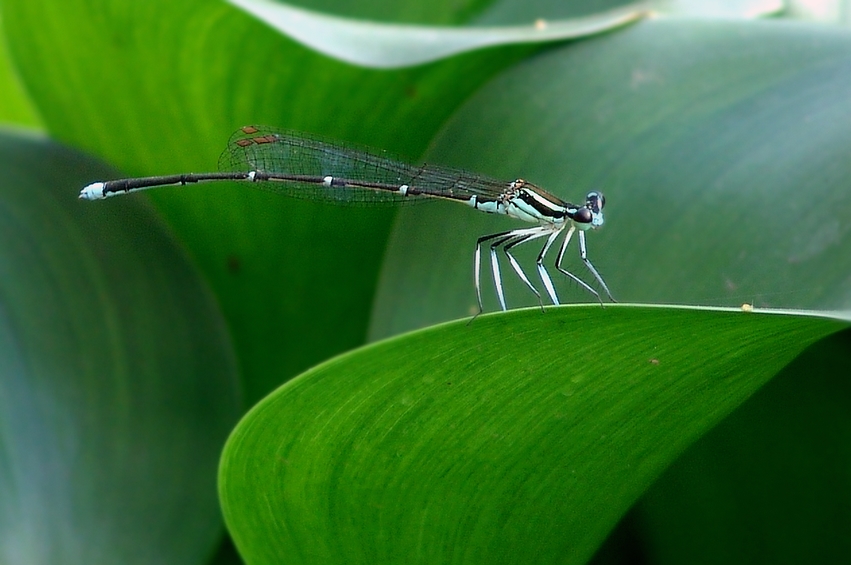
0,130 -> 240,563
220,305 -> 847,565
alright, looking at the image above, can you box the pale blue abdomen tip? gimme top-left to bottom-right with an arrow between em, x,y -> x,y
79,182 -> 106,200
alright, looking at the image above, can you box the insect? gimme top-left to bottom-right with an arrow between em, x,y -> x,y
80,126 -> 615,313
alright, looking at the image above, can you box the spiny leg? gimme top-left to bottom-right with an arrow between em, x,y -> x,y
474,237 -> 483,316
503,227 -> 555,312
489,233 -> 517,311
555,226 -> 602,303
536,229 -> 564,306
578,231 -> 616,302
474,230 -> 514,315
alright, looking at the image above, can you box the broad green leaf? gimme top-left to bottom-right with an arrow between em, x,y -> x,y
588,325 -> 851,563
370,18 -> 851,338
0,17 -> 39,126
219,306 -> 847,565
0,130 -> 240,563
226,0 -> 646,68
634,327 -> 851,564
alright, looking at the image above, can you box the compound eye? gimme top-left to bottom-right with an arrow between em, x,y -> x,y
586,191 -> 605,213
573,207 -> 593,224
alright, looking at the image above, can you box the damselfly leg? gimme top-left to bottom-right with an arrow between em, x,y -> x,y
577,230 -> 616,302
474,220 -> 610,317
554,226 -> 603,304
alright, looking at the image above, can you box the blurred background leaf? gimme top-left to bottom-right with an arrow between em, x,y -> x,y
0,15 -> 39,126
786,0 -> 851,24
0,130 -> 240,563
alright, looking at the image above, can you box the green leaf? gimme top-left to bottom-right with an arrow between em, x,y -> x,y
219,306 -> 847,565
226,0 -> 646,68
0,16 -> 39,126
0,130 -> 240,562
635,327 -> 851,563
370,18 -> 851,338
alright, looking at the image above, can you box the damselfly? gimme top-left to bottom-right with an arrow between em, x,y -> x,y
80,125 -> 616,313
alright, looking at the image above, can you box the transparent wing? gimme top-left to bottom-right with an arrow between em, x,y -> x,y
218,125 -> 515,205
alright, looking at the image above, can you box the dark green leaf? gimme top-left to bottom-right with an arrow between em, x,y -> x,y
0,130 -> 240,562
636,328 -> 851,564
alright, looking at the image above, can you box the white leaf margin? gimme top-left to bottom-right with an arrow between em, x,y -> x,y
225,0 -> 784,69
226,0 -> 647,69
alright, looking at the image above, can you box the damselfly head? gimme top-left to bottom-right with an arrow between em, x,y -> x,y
586,191 -> 605,213
572,191 -> 606,229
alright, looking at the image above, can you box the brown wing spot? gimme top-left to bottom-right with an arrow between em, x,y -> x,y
241,126 -> 259,134
235,139 -> 253,147
252,135 -> 277,144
